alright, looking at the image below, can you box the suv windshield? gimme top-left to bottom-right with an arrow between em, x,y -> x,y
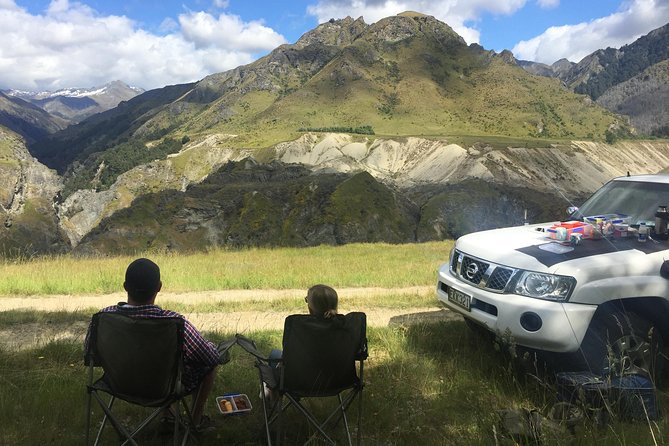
570,179 -> 669,226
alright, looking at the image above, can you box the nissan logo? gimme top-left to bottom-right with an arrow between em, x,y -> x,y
465,263 -> 479,280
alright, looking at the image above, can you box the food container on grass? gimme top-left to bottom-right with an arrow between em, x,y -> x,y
216,394 -> 252,415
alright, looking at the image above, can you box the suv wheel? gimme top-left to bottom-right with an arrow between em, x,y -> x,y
579,311 -> 664,381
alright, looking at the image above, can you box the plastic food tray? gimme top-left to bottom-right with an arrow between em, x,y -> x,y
216,393 -> 252,415
584,214 -> 631,225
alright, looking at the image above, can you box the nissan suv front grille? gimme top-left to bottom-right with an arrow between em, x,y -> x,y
450,250 -> 517,293
460,256 -> 488,285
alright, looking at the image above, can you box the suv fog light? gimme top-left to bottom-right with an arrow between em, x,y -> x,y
520,312 -> 542,332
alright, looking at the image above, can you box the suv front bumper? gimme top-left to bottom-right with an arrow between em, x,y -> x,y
436,265 -> 597,353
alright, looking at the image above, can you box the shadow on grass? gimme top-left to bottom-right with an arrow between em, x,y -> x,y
1,320 -> 667,445
0,309 -> 92,326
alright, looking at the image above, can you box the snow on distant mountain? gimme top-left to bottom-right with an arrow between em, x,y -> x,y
3,81 -> 144,124
9,82 -> 143,100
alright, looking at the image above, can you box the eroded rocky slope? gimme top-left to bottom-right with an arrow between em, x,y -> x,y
0,128 -> 67,256
64,133 -> 669,253
275,134 -> 669,194
3,125 -> 669,255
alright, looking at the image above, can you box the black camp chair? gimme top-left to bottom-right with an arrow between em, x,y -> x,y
84,312 -> 233,446
237,312 -> 368,446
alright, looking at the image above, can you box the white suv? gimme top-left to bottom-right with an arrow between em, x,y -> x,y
436,173 -> 669,377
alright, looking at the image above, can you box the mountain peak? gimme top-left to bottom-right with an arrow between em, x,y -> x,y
2,80 -> 144,125
367,12 -> 466,47
294,16 -> 367,48
397,11 -> 429,17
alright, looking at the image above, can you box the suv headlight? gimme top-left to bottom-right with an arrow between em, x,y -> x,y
514,271 -> 576,301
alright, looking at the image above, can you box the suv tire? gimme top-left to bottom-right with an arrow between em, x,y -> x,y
579,311 -> 664,381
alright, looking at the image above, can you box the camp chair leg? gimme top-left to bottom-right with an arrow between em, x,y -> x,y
287,394 -> 337,445
263,394 -> 293,445
357,363 -> 364,446
338,394 -> 353,446
258,372 -> 274,445
85,391 -> 92,446
174,404 -> 183,446
93,394 -> 115,445
276,394 -> 285,446
119,406 -> 165,446
174,406 -> 180,446
356,390 -> 362,446
179,396 -> 196,446
90,393 -> 139,446
85,364 -> 94,446
299,389 -> 362,446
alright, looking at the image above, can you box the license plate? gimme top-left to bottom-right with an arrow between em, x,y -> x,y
447,286 -> 471,311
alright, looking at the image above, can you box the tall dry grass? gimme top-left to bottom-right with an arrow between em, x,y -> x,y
0,241 -> 452,296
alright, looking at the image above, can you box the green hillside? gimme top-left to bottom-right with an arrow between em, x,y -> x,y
574,23 -> 669,99
31,13 -> 629,196
173,14 -> 623,147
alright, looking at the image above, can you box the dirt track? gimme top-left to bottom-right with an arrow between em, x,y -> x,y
0,286 -> 461,350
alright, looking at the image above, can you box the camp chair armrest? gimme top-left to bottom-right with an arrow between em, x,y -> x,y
217,338 -> 237,364
235,334 -> 270,361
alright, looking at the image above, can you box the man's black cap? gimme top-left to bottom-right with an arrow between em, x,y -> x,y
125,258 -> 161,294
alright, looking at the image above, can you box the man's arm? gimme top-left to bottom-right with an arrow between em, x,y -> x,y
183,320 -> 222,366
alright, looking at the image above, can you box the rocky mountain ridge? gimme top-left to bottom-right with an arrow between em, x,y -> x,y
0,92 -> 68,145
595,60 -> 669,136
31,12 -> 627,195
4,80 -> 144,124
518,22 -> 669,136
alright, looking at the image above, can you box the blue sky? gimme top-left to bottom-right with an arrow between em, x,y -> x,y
2,0 -> 668,91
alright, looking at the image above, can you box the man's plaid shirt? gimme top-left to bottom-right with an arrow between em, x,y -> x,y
88,302 -> 220,392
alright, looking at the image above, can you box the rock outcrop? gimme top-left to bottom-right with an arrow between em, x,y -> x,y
275,133 -> 669,195
56,133 -> 248,246
0,127 -> 67,256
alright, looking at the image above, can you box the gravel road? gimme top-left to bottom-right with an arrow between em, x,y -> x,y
0,286 -> 460,350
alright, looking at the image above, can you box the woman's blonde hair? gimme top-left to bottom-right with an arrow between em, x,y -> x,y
307,284 -> 338,319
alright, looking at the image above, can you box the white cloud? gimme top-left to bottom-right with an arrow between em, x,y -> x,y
0,0 -> 286,91
179,11 -> 285,53
536,0 -> 559,8
513,0 -> 669,63
306,0 -> 529,45
159,17 -> 179,33
0,0 -> 20,10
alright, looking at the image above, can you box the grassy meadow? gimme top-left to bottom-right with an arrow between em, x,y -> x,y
0,242 -> 450,295
1,241 -> 668,445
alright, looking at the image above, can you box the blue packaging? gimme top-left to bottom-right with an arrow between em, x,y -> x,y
556,372 -> 658,421
610,374 -> 658,421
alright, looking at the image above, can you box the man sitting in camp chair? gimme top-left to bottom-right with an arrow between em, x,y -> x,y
85,258 -> 222,432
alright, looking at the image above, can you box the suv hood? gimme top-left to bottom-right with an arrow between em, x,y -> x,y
456,223 -> 657,277
456,223 -> 568,272
455,222 -> 604,273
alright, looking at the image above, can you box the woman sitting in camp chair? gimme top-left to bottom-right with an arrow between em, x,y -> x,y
266,284 -> 340,376
237,284 -> 368,446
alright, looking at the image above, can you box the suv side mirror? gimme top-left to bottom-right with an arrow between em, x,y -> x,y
567,206 -> 579,217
